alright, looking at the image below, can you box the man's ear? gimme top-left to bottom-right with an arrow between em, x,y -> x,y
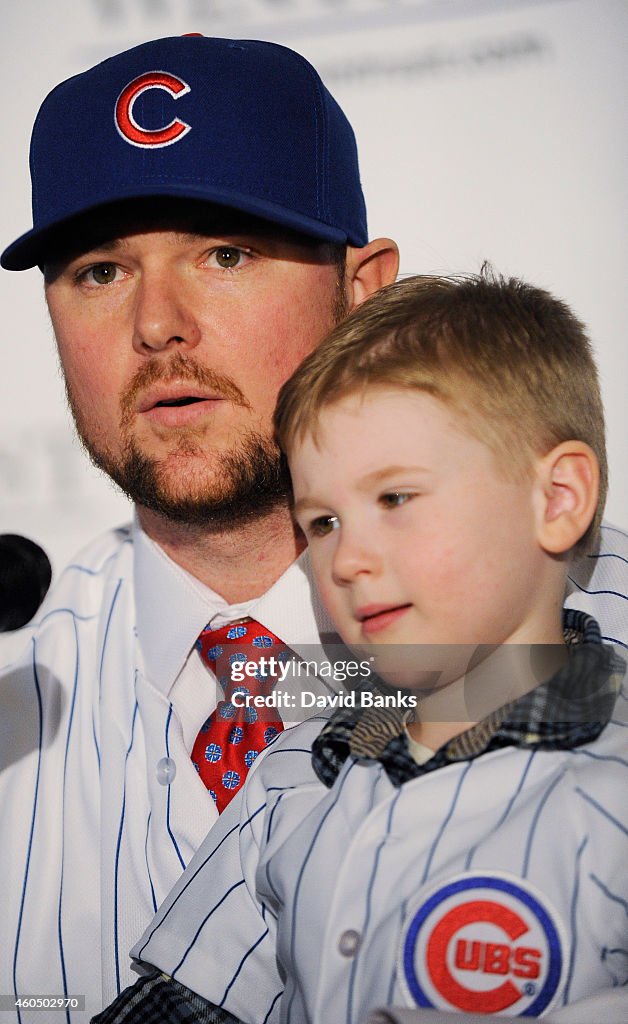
534,441 -> 599,554
344,237 -> 399,309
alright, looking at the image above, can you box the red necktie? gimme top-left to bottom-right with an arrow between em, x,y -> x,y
191,618 -> 287,812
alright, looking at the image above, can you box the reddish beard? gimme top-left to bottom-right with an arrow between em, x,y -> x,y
65,351 -> 291,528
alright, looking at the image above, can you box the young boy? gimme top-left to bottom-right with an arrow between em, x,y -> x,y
96,273 -> 627,1023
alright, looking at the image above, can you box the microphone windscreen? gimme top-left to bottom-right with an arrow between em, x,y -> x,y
0,534 -> 52,632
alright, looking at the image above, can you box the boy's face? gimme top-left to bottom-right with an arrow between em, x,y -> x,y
290,388 -> 556,683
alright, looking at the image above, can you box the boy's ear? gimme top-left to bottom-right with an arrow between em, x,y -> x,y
344,237 -> 399,309
534,440 -> 599,554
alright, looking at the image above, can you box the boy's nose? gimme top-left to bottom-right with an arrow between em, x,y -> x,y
331,528 -> 379,585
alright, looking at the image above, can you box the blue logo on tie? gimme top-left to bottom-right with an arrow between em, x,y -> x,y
222,770 -> 240,789
244,750 -> 259,767
229,726 -> 244,744
244,706 -> 258,723
207,644 -> 223,661
204,743 -> 222,763
227,625 -> 248,639
264,726 -> 279,744
219,703 -> 236,720
253,635 -> 273,648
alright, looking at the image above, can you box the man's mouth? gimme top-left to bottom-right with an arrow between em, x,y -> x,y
153,396 -> 207,408
120,352 -> 251,433
134,385 -> 229,427
136,383 -> 227,414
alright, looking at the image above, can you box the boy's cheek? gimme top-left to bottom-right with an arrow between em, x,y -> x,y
314,573 -> 354,635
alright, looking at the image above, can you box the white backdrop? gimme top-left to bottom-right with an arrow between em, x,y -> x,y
1,0 -> 626,574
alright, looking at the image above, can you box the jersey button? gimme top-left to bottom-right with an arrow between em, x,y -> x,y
156,756 -> 177,785
338,929 -> 361,957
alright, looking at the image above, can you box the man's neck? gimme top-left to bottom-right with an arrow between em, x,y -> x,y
137,504 -> 306,603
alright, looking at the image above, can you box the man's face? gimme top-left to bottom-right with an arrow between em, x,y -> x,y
290,388 -> 550,688
45,207 -> 346,527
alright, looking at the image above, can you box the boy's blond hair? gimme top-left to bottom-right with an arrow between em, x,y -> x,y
274,270 -> 607,553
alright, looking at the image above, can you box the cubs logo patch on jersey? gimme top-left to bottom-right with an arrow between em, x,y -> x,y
399,872 -> 568,1017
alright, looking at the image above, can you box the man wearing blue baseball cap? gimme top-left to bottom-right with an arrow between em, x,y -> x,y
0,34 -> 398,1022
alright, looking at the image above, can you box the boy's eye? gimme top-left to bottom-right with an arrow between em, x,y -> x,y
308,514 -> 339,537
379,492 -> 413,509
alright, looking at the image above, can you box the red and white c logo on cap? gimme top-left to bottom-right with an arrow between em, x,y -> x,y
115,71 -> 191,148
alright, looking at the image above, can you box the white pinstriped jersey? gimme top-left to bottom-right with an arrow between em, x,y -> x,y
133,676 -> 628,1024
566,523 -> 628,651
0,521 -> 626,1023
0,523 -> 338,1024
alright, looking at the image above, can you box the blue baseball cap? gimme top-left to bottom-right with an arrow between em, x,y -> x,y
1,35 -> 368,271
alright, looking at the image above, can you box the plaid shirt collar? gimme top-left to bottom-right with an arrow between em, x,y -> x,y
312,610 -> 624,789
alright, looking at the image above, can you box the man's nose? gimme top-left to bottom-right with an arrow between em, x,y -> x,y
132,273 -> 202,354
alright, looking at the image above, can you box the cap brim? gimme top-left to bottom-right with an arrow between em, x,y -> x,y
1,184 -> 353,271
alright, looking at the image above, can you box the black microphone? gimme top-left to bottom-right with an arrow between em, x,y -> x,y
0,534 -> 52,632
